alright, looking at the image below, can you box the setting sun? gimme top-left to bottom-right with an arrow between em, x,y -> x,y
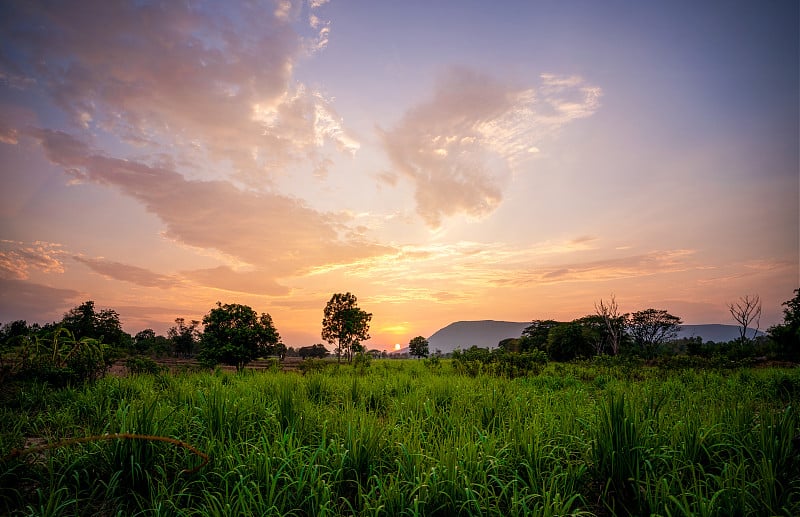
394,343 -> 401,351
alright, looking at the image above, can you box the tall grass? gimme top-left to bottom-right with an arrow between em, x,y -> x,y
1,361 -> 798,516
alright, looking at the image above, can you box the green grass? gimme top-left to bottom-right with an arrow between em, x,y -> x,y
1,360 -> 798,516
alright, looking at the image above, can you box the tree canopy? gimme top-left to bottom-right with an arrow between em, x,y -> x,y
198,302 -> 282,371
321,292 -> 371,363
409,336 -> 430,358
626,309 -> 682,359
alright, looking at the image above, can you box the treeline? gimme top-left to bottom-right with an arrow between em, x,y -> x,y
495,291 -> 799,364
0,292 -> 381,385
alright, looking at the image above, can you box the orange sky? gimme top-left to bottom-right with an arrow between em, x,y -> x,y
1,1 -> 797,350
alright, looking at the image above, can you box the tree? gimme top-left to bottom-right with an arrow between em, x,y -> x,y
626,309 -> 682,359
198,302 -> 281,371
575,315 -> 611,356
299,343 -> 329,359
168,318 -> 201,357
595,295 -> 625,355
546,322 -> 592,361
60,300 -> 128,347
728,294 -> 762,343
519,320 -> 560,352
133,328 -> 156,354
408,336 -> 430,358
768,289 -> 800,361
321,292 -> 372,364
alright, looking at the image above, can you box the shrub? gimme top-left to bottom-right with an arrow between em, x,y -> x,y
124,356 -> 164,375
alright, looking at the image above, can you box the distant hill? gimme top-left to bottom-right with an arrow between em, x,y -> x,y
426,320 -> 763,355
427,320 -> 529,354
675,324 -> 764,343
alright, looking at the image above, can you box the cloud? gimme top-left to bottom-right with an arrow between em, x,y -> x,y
0,1 -> 356,185
72,256 -> 178,288
29,128 -> 394,284
381,68 -> 602,227
182,266 -> 290,296
0,240 -> 66,280
0,278 -> 80,323
494,249 -> 696,286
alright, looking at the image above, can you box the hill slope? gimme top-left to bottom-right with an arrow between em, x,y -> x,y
426,320 -> 762,355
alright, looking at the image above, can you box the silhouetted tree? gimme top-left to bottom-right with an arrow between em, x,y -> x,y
409,336 -> 430,358
626,309 -> 682,359
198,302 -> 281,371
595,295 -> 625,355
728,294 -> 762,343
168,318 -> 201,357
547,322 -> 592,361
321,292 -> 371,364
519,320 -> 560,352
299,343 -> 330,359
60,300 -> 127,347
768,289 -> 800,361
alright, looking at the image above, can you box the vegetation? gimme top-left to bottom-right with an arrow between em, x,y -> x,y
321,293 -> 372,364
1,361 -> 798,516
769,289 -> 800,361
408,336 -> 429,358
0,291 -> 799,515
198,302 -> 283,372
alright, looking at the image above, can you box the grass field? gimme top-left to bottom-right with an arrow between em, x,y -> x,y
1,360 -> 798,516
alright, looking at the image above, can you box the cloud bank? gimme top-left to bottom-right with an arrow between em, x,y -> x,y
27,128 -> 392,291
381,68 -> 601,227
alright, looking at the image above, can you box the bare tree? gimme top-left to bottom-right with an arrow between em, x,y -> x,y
728,294 -> 762,342
595,294 -> 624,355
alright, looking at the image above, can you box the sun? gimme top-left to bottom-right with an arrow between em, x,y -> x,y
394,343 -> 401,351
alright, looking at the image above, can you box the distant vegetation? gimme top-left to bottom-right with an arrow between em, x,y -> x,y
0,290 -> 797,514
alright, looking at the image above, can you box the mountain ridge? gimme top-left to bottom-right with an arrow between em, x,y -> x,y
425,320 -> 763,355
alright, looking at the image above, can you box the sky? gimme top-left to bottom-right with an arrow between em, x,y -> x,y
0,0 -> 797,350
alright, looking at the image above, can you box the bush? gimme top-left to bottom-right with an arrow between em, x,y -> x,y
124,356 -> 164,375
15,329 -> 112,386
297,358 -> 328,375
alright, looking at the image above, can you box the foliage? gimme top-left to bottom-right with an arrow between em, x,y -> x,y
60,300 -> 128,348
321,292 -> 372,364
769,288 -> 800,361
298,343 -> 330,359
167,318 -> 201,357
124,356 -> 164,375
519,319 -> 559,352
452,346 -> 548,378
546,321 -> 593,361
198,302 -> 282,371
408,335 -> 429,358
626,309 -> 682,359
2,363 -> 797,516
13,328 -> 112,386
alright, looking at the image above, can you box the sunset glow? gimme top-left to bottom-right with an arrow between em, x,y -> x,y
0,1 -> 797,350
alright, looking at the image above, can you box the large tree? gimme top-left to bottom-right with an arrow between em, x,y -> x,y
768,289 -> 800,361
408,336 -> 430,358
546,321 -> 593,361
321,292 -> 372,363
626,309 -> 682,359
60,300 -> 128,347
519,320 -> 560,352
198,302 -> 281,371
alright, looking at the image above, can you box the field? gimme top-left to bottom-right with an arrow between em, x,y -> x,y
1,360 -> 799,516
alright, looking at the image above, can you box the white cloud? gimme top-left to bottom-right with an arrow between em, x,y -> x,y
382,67 -> 602,227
